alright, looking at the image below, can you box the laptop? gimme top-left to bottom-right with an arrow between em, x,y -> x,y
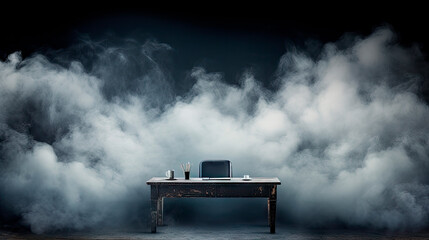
199,160 -> 232,180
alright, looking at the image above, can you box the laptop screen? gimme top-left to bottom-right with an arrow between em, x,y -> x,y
200,161 -> 231,178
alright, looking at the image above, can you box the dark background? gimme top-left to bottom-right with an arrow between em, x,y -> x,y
1,2 -> 428,97
2,4 -> 427,59
3,3 -> 428,51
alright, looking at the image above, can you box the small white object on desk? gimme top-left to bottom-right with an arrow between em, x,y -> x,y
242,174 -> 252,181
165,170 -> 175,180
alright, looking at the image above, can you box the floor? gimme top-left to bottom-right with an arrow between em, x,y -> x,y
2,224 -> 429,240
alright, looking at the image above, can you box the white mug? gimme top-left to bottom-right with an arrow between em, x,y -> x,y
166,170 -> 174,179
243,174 -> 250,179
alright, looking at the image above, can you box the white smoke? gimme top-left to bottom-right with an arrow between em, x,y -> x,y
0,27 -> 428,233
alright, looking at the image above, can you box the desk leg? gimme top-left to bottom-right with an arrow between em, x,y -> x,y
150,185 -> 158,233
267,198 -> 270,226
268,199 -> 277,233
268,185 -> 277,234
157,197 -> 164,226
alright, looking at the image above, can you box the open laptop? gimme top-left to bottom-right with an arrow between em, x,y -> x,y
199,160 -> 232,180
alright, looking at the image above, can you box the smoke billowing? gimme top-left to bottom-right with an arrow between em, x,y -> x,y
1,27 -> 428,233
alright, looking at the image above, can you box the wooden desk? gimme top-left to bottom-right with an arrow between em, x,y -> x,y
146,177 -> 281,233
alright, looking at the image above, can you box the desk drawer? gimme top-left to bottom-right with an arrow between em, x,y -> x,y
157,184 -> 274,198
216,184 -> 272,197
159,185 -> 216,197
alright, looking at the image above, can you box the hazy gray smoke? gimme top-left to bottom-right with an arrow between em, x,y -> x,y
1,27 -> 428,233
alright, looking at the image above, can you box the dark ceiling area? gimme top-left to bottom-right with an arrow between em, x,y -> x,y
1,3 -> 427,59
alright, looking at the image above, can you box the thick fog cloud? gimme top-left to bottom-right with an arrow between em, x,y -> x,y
1,27 -> 428,233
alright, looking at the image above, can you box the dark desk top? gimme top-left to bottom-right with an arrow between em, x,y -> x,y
147,177 -> 281,185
